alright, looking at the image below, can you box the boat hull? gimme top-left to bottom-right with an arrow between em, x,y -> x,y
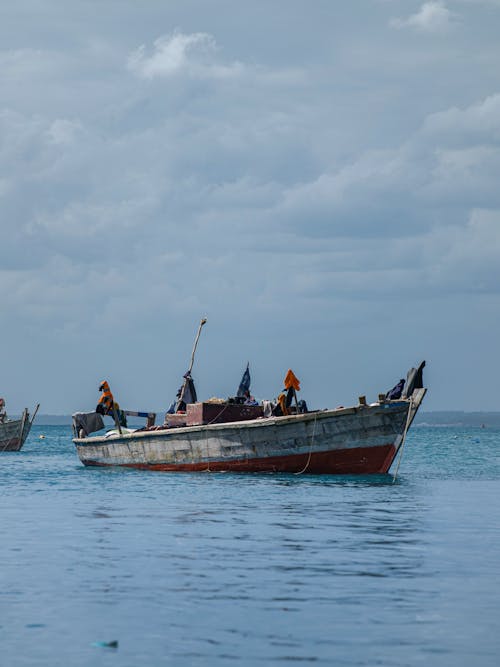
0,412 -> 32,452
83,443 -> 396,474
74,390 -> 425,474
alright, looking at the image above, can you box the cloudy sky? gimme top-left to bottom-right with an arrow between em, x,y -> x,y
1,0 -> 499,415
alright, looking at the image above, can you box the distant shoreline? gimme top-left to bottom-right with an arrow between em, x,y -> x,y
413,412 -> 500,427
12,411 -> 500,427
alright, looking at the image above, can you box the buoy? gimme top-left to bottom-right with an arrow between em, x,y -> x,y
39,435 -> 46,439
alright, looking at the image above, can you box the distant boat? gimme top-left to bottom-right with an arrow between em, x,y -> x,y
73,382 -> 426,475
0,404 -> 40,452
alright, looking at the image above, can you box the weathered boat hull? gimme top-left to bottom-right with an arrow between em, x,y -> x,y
74,389 -> 425,474
0,410 -> 33,452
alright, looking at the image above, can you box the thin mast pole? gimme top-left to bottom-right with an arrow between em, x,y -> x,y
188,318 -> 207,375
178,318 -> 207,408
18,409 -> 27,448
29,403 -> 40,428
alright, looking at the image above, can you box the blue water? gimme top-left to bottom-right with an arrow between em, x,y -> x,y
1,425 -> 499,666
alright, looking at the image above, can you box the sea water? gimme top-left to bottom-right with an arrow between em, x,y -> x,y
1,424 -> 499,666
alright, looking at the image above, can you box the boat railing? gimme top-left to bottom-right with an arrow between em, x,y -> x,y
122,410 -> 156,428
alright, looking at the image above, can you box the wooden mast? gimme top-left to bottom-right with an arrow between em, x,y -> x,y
178,318 -> 207,407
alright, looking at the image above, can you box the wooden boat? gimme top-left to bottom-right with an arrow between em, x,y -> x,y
0,405 -> 40,452
73,386 -> 426,475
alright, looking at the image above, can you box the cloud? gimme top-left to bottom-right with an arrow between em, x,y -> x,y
2,86 -> 500,316
257,92 -> 500,304
1,2 -> 500,411
128,30 -> 244,80
425,208 -> 500,294
313,93 -> 498,204
390,2 -> 455,32
46,118 -> 83,145
421,92 -> 500,143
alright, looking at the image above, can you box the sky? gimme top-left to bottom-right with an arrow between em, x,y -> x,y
1,0 -> 499,415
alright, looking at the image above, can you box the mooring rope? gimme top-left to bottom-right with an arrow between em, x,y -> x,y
392,396 -> 414,484
202,402 -> 233,472
203,430 -> 211,473
294,412 -> 318,475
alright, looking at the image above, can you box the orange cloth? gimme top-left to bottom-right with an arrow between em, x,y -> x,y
284,369 -> 300,392
98,380 -> 115,414
277,392 -> 289,416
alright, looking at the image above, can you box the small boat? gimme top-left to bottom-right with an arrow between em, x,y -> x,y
73,384 -> 426,475
0,404 -> 40,452
72,320 -> 426,474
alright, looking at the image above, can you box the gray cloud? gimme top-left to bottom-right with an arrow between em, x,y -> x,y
128,30 -> 244,80
1,2 -> 500,412
390,2 -> 456,32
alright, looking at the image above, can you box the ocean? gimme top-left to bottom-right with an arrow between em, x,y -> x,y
1,424 -> 499,666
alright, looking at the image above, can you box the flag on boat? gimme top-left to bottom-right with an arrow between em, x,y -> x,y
284,369 -> 300,392
237,363 -> 251,398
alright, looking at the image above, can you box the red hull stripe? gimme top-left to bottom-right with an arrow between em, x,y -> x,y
83,444 -> 397,474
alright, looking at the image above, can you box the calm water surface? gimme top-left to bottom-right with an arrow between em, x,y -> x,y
1,425 -> 499,666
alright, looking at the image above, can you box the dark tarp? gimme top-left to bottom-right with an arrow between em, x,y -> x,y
174,372 -> 198,412
386,379 -> 405,400
72,412 -> 105,437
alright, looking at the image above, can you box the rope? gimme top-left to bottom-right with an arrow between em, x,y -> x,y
392,396 -> 414,484
205,402 -> 231,426
203,429 -> 211,472
202,402 -> 233,472
294,412 -> 318,475
202,401 -> 274,473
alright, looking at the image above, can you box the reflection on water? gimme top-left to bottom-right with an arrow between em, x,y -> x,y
1,426 -> 499,666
